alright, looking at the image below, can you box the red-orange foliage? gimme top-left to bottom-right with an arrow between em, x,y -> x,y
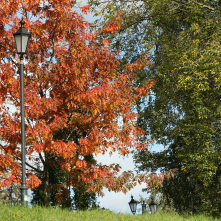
0,0 -> 156,204
80,5 -> 90,14
102,12 -> 123,34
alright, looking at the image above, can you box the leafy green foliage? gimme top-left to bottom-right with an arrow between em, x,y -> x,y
72,185 -> 97,211
31,154 -> 72,209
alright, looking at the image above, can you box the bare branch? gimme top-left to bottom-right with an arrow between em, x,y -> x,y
39,152 -> 45,165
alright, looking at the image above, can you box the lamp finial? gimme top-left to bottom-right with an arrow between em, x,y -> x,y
19,17 -> 25,27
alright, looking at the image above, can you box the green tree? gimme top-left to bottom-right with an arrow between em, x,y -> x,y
72,184 -> 97,211
72,154 -> 98,211
31,129 -> 98,210
31,155 -> 72,209
89,0 -> 221,216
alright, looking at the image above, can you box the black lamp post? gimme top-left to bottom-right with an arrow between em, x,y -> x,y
142,200 -> 146,214
149,198 -> 157,213
13,17 -> 31,206
128,195 -> 137,215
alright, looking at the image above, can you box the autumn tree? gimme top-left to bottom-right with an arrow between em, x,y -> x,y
0,0 -> 155,207
89,0 -> 221,216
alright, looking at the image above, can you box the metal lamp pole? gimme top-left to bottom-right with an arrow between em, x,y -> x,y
142,200 -> 146,214
13,17 -> 31,206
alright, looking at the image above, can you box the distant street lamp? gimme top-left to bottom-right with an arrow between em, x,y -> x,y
149,198 -> 157,213
142,200 -> 146,214
13,17 -> 31,206
128,195 -> 137,215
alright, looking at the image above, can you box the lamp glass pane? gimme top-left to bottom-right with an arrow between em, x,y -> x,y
21,35 -> 29,53
150,204 -> 157,213
15,35 -> 22,53
131,203 -> 137,213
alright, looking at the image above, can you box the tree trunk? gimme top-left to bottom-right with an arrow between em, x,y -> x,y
43,152 -> 50,207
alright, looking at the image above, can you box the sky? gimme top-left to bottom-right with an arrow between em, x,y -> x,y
1,1 -> 164,215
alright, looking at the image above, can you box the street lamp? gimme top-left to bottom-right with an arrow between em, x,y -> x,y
128,195 -> 137,215
13,17 -> 31,206
142,200 -> 146,214
149,198 -> 157,213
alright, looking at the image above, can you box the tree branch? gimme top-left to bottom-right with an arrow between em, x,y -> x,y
39,153 -> 45,165
0,144 -> 43,174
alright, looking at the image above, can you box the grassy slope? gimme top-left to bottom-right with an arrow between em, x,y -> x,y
0,204 -> 220,221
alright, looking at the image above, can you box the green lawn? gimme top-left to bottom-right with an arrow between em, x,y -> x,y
0,204 -> 220,221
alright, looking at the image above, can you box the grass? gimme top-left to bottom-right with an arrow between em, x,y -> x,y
0,204 -> 221,221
